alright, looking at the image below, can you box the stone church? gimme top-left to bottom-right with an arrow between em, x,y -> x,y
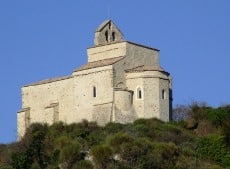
17,20 -> 172,139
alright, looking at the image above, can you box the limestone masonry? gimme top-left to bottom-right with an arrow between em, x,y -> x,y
17,20 -> 173,139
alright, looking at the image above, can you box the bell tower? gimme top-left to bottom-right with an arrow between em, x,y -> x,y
94,20 -> 123,46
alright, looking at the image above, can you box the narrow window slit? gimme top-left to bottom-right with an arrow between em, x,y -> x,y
112,32 -> 116,41
105,31 -> 108,42
137,87 -> 142,99
93,86 -> 96,97
162,90 -> 166,99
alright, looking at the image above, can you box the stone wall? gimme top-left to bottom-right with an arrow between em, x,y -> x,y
125,73 -> 145,118
93,103 -> 113,126
125,42 -> 160,69
18,77 -> 74,138
72,65 -> 114,125
112,41 -> 160,87
143,77 -> 160,119
159,78 -> 170,121
87,42 -> 127,62
126,71 -> 171,122
114,89 -> 136,123
17,108 -> 30,139
18,65 -> 115,138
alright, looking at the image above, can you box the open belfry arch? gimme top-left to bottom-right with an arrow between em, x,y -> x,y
94,20 -> 123,45
17,20 -> 172,140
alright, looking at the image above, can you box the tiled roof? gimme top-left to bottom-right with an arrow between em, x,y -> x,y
24,56 -> 124,87
125,65 -> 169,75
74,56 -> 125,72
88,41 -> 160,51
24,75 -> 72,87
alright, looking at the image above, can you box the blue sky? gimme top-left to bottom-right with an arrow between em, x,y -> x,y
0,0 -> 230,143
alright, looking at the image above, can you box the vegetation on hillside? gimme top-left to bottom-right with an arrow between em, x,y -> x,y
0,103 -> 230,169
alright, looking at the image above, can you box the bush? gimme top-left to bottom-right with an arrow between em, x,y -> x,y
86,130 -> 105,148
205,106 -> 230,128
197,134 -> 230,166
108,132 -> 133,153
119,138 -> 153,168
11,149 -> 33,169
11,123 -> 49,169
0,144 -> 11,166
60,140 -> 82,169
222,119 -> 230,147
5,109 -> 230,169
72,160 -> 93,169
104,122 -> 124,134
0,166 -> 13,169
91,145 -> 112,169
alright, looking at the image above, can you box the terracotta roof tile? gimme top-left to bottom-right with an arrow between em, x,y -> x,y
74,56 -> 124,72
24,75 -> 72,87
88,41 -> 159,51
125,65 -> 169,75
24,57 -> 124,87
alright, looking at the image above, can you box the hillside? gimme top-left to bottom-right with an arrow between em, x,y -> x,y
1,103 -> 230,169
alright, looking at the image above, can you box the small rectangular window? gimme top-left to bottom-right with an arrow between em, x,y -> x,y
162,90 -> 166,99
93,86 -> 96,97
137,87 -> 142,99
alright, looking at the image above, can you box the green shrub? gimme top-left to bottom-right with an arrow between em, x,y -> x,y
222,119 -> 230,146
205,106 -> 230,128
11,149 -> 33,169
60,140 -> 82,169
5,108 -> 230,169
197,134 -> 230,166
0,166 -> 13,169
86,130 -> 105,148
108,132 -> 133,153
120,138 -> 153,168
72,160 -> 93,169
91,145 -> 112,169
104,122 -> 124,134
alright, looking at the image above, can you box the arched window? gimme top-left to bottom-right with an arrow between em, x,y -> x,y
105,31 -> 108,42
137,87 -> 142,99
162,89 -> 166,99
112,32 -> 116,41
93,86 -> 96,98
